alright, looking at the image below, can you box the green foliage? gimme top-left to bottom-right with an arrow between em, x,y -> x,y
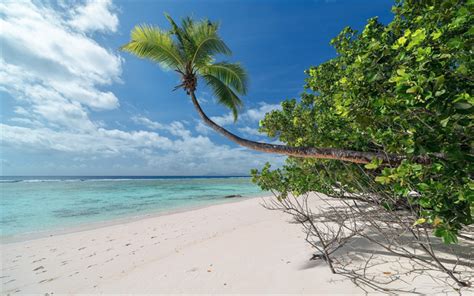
122,14 -> 247,119
252,0 -> 473,244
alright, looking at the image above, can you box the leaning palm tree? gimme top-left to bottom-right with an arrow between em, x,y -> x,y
121,14 -> 423,165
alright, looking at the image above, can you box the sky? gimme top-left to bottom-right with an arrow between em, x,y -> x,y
0,0 -> 394,176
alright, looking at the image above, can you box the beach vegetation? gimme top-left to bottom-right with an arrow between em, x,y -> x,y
252,0 -> 473,291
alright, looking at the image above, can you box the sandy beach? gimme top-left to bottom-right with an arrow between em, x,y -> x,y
1,195 -> 362,294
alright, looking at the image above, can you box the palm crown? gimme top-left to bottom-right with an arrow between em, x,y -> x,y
121,14 -> 247,119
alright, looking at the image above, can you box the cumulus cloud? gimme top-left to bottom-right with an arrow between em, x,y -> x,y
244,102 -> 281,122
69,0 -> 119,33
132,116 -> 191,138
0,0 -> 122,127
210,102 -> 281,127
210,112 -> 235,126
238,126 -> 262,137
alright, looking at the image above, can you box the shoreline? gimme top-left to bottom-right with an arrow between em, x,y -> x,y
0,193 -> 269,244
2,194 -> 363,294
1,193 -> 453,294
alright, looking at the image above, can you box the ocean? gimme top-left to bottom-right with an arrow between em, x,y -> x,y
0,176 -> 265,239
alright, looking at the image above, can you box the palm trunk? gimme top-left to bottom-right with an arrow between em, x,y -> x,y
189,91 -> 433,165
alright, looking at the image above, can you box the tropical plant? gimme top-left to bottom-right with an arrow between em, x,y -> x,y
121,14 -> 439,165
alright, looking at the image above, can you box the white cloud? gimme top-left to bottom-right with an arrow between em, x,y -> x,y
210,102 -> 281,127
244,102 -> 281,122
0,124 -> 173,156
210,112 -> 235,126
132,116 -> 191,138
1,120 -> 284,175
195,120 -> 212,135
69,0 -> 119,33
0,1 -> 122,126
238,126 -> 262,137
132,116 -> 165,130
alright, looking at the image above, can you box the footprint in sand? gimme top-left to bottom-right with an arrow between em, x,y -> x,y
32,258 -> 46,263
38,278 -> 55,284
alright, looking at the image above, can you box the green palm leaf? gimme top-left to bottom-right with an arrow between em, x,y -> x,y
189,21 -> 231,67
200,62 -> 248,95
121,25 -> 185,71
203,74 -> 243,120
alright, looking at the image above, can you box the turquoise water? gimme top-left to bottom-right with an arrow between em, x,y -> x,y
0,176 -> 264,238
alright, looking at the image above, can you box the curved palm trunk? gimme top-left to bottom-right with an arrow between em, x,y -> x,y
189,91 -> 431,165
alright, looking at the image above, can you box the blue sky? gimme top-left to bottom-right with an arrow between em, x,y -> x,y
0,0 -> 394,176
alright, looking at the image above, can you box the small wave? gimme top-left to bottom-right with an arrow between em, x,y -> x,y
0,176 -> 250,184
0,178 -> 147,183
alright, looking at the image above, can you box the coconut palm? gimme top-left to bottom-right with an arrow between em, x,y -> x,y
121,14 -> 425,165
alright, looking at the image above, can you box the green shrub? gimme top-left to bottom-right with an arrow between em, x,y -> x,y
252,0 -> 473,244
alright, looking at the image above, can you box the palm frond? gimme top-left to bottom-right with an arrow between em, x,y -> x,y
200,62 -> 248,95
189,20 -> 231,67
165,13 -> 200,61
203,74 -> 243,120
121,25 -> 185,70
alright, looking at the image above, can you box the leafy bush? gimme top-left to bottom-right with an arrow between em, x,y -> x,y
252,0 -> 473,244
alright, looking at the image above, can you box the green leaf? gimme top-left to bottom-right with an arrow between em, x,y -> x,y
375,176 -> 391,185
413,218 -> 426,226
454,102 -> 472,110
365,163 -> 378,169
200,62 -> 248,95
440,117 -> 450,127
407,29 -> 426,50
203,74 -> 243,120
121,25 -> 185,70
406,86 -> 420,94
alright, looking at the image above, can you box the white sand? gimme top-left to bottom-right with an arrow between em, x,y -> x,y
1,195 -> 366,294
